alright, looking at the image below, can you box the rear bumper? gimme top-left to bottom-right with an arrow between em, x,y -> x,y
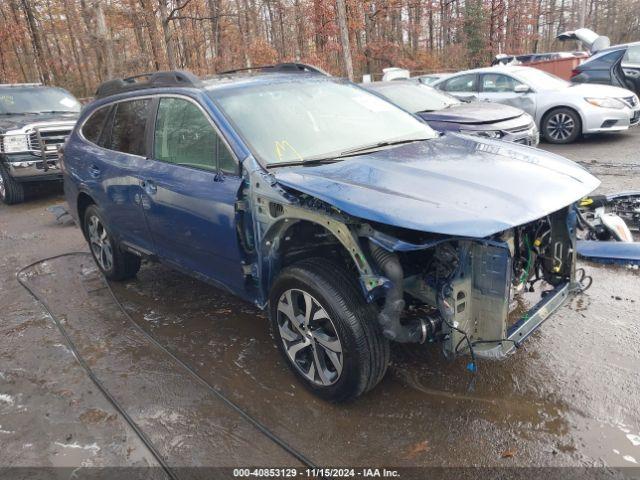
473,282 -> 572,359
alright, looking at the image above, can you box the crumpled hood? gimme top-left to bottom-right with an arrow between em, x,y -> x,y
418,102 -> 523,124
273,134 -> 600,238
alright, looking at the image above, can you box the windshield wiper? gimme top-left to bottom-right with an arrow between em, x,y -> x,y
266,157 -> 341,169
35,110 -> 76,114
339,137 -> 432,156
266,137 -> 432,169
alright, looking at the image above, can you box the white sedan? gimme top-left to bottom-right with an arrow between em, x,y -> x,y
432,66 -> 640,143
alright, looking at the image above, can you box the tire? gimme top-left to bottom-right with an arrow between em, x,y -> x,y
0,163 -> 25,205
542,107 -> 582,144
269,258 -> 389,402
83,204 -> 141,281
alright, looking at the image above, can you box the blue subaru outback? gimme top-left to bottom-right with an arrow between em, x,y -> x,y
63,66 -> 599,401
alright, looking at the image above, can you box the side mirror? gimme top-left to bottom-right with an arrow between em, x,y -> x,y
514,84 -> 530,94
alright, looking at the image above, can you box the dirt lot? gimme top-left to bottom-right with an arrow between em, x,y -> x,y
1,129 -> 639,478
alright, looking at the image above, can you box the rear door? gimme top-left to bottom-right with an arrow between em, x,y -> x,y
438,74 -> 479,102
577,48 -> 627,86
478,73 -> 536,117
142,95 -> 245,292
83,98 -> 155,254
622,44 -> 640,96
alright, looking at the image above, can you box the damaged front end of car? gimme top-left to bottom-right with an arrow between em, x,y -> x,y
239,151 -> 591,363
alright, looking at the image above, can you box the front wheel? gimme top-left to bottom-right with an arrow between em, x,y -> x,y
269,258 -> 389,402
542,108 -> 582,144
0,164 -> 25,205
83,205 -> 141,281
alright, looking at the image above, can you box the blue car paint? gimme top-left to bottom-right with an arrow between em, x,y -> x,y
140,157 -> 246,292
577,240 -> 640,265
65,87 -> 250,299
64,74 -> 601,309
274,133 -> 600,238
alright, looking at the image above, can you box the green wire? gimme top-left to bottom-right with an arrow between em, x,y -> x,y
519,234 -> 532,285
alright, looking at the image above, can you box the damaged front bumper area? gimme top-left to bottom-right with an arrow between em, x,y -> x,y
363,205 -> 582,361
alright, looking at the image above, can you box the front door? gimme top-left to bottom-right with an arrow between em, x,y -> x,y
141,96 -> 245,293
478,73 -> 536,117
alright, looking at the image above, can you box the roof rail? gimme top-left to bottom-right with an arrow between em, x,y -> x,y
218,63 -> 330,76
95,70 -> 202,99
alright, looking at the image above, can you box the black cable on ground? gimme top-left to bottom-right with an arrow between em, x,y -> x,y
16,252 -> 178,480
16,252 -> 322,478
101,262 -> 321,472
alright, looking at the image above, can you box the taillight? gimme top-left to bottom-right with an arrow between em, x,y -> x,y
570,68 -> 580,78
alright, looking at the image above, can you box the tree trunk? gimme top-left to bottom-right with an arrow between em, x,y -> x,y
206,0 -> 221,60
21,0 -> 51,84
139,0 -> 165,70
94,1 -> 115,78
335,0 -> 353,80
158,0 -> 177,69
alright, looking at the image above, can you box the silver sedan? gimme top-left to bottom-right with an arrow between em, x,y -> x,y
432,66 -> 640,143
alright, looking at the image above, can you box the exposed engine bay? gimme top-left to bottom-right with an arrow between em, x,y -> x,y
363,206 -> 579,361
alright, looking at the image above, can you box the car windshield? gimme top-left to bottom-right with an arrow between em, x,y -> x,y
366,82 -> 460,112
511,69 -> 570,90
0,87 -> 81,115
211,79 -> 436,166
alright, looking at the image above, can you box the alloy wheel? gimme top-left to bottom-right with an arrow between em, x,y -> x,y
276,288 -> 343,386
87,214 -> 114,272
546,112 -> 575,141
0,173 -> 5,200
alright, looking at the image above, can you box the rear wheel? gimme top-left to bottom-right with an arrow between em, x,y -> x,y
269,258 -> 389,402
542,107 -> 581,144
0,164 -> 25,205
83,205 -> 141,281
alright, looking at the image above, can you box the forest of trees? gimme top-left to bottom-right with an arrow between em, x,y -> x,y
1,0 -> 640,97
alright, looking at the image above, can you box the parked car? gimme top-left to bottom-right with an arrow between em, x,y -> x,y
362,80 -> 538,145
63,67 -> 599,401
0,83 -> 80,204
568,41 -> 640,99
413,73 -> 452,85
432,66 -> 640,143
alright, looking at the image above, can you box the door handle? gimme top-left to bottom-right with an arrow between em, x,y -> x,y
89,165 -> 101,178
141,179 -> 157,195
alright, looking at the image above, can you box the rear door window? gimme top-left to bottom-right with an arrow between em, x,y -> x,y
107,99 -> 151,156
81,106 -> 110,144
154,97 -> 237,174
442,74 -> 478,92
623,45 -> 640,66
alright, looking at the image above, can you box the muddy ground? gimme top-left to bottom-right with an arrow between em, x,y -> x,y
1,129 -> 639,478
